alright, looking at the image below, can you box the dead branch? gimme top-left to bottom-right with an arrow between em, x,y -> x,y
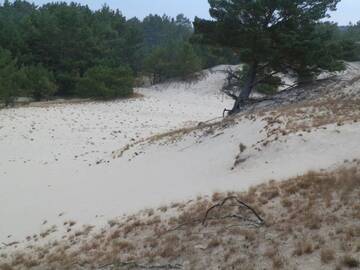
202,196 -> 264,226
99,261 -> 182,269
2,241 -> 19,247
163,219 -> 202,234
161,197 -> 264,237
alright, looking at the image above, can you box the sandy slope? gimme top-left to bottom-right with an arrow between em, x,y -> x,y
1,63 -> 360,256
0,67 -> 233,245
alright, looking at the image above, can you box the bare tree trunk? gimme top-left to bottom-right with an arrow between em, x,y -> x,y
229,62 -> 258,115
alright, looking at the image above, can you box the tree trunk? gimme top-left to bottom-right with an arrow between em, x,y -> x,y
229,62 -> 258,115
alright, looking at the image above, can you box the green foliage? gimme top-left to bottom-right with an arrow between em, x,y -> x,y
0,47 -> 23,106
275,22 -> 347,84
76,66 -> 134,99
342,22 -> 360,42
339,40 -> 360,61
0,1 -> 236,102
229,64 -> 281,95
0,47 -> 57,105
337,22 -> 360,61
1,0 -> 358,108
21,65 -> 57,100
194,0 -> 346,103
142,14 -> 192,51
144,42 -> 202,84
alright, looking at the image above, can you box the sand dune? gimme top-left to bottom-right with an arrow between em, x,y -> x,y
1,64 -> 360,255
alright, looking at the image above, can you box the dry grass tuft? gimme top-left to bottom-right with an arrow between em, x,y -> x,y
0,264 -> 13,270
320,248 -> 336,264
272,255 -> 285,269
293,240 -> 314,256
207,238 -> 222,249
342,255 -> 359,268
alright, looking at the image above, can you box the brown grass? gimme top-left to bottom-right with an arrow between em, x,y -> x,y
342,255 -> 359,268
321,248 -> 336,264
207,238 -> 221,249
272,255 -> 285,269
293,240 -> 314,256
2,166 -> 360,270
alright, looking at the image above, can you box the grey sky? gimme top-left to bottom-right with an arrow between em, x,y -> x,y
3,0 -> 360,25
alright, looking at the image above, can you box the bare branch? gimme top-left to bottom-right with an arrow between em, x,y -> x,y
202,196 -> 265,226
99,261 -> 183,269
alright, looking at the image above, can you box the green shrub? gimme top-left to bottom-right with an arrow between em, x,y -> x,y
21,65 -> 57,101
76,66 -> 134,99
0,48 -> 23,106
144,42 -> 202,84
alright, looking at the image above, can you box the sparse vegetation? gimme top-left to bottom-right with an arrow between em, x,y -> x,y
342,255 -> 359,268
2,166 -> 359,269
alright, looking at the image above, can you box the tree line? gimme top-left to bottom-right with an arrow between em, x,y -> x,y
0,0 -> 237,106
1,0 -> 360,109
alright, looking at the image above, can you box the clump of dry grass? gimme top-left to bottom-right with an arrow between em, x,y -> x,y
68,220 -> 76,227
107,219 -> 118,228
232,143 -> 249,169
272,255 -> 285,269
293,240 -> 314,256
212,192 -> 224,202
342,255 -> 359,268
260,187 -> 280,202
0,264 -> 13,270
207,238 -> 222,249
320,248 -> 336,264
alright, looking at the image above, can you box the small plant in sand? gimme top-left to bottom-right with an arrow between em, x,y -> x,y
320,248 -> 336,264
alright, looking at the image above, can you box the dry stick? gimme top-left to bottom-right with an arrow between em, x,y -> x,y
163,219 -> 202,234
1,241 -> 19,247
99,261 -> 182,269
163,215 -> 258,235
164,197 -> 264,234
202,196 -> 264,226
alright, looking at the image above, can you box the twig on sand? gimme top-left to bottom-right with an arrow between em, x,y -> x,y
98,261 -> 183,269
2,241 -> 20,247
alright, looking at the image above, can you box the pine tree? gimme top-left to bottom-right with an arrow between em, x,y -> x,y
21,65 -> 57,101
0,48 -> 23,106
75,66 -> 134,99
194,0 -> 345,114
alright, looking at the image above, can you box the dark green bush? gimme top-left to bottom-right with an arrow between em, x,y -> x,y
144,42 -> 202,84
76,66 -> 134,99
0,48 -> 23,106
21,65 -> 57,100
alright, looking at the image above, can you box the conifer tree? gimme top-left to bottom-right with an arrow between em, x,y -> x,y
194,0 -> 345,114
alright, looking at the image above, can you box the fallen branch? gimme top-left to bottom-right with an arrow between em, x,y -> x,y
164,197 -> 264,235
202,196 -> 264,226
163,219 -> 203,234
99,261 -> 182,269
2,241 -> 19,247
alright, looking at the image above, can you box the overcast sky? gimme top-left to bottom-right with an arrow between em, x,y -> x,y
3,0 -> 360,25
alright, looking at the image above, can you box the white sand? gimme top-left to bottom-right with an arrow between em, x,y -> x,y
0,67 -> 233,245
1,65 -> 360,248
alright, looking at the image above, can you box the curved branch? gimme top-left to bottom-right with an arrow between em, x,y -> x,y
202,196 -> 264,226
